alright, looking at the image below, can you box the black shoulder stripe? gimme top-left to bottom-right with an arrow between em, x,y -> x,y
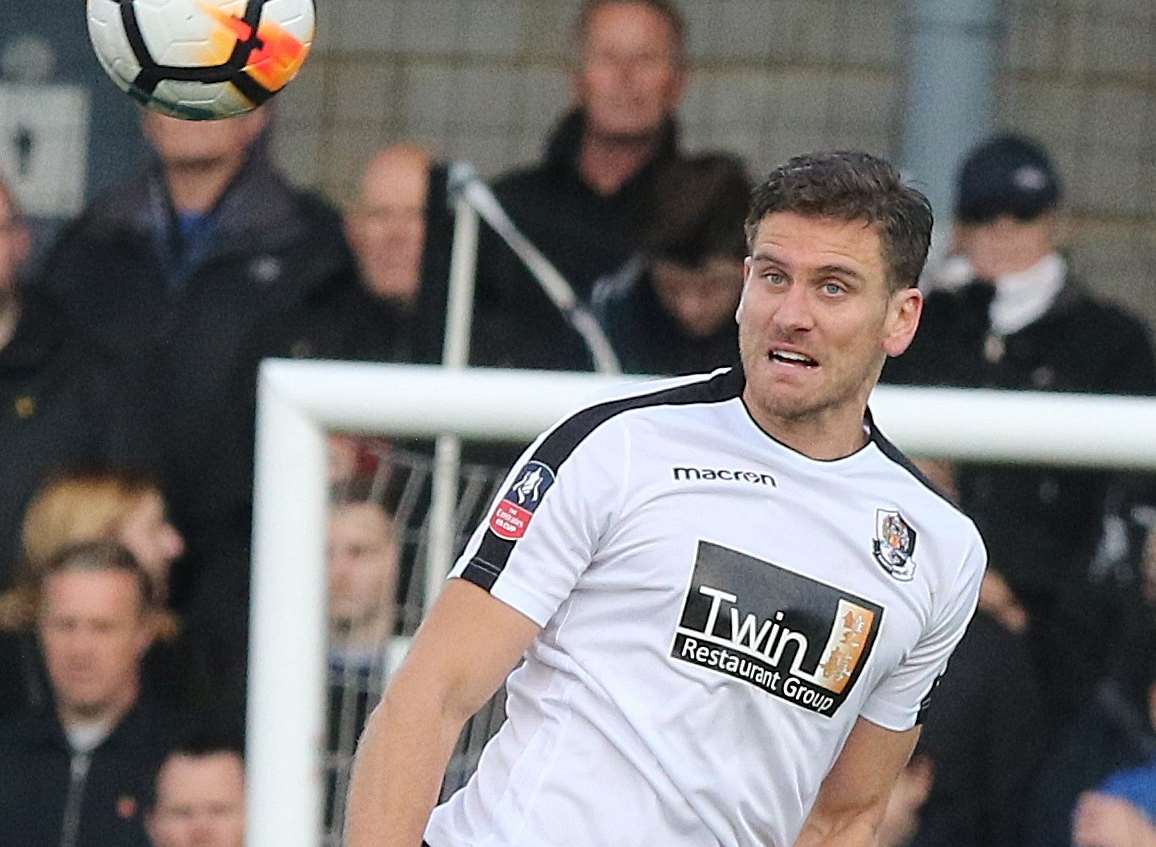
867,412 -> 968,517
915,672 -> 944,725
535,367 -> 743,469
460,369 -> 744,593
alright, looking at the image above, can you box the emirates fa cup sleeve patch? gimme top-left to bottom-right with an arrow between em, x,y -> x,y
489,461 -> 556,540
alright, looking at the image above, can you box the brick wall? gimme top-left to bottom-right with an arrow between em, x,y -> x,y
272,0 -> 1156,327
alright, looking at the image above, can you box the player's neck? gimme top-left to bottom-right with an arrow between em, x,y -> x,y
578,131 -> 660,196
744,391 -> 872,461
163,157 -> 244,215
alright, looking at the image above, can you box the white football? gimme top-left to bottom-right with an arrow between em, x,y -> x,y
87,0 -> 315,121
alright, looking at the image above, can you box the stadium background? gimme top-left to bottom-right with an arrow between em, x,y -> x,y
0,4 -> 1154,843
0,0 -> 1154,327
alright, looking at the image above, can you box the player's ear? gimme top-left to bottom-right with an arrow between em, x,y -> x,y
882,286 -> 923,357
736,257 -> 753,323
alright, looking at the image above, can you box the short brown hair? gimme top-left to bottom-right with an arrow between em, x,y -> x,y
575,0 -> 687,64
744,151 -> 933,292
644,154 -> 752,265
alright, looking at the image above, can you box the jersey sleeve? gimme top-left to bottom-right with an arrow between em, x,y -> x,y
859,530 -> 987,731
450,417 -> 628,627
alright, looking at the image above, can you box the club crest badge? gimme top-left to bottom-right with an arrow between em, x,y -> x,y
489,461 -> 556,541
873,509 -> 917,581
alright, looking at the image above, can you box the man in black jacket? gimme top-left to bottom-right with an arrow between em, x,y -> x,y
883,134 -> 1156,725
32,109 -> 357,679
0,179 -> 148,590
910,611 -> 1048,847
0,542 -> 183,847
478,0 -> 690,371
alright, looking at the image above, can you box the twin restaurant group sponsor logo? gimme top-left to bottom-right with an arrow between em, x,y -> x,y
671,542 -> 883,717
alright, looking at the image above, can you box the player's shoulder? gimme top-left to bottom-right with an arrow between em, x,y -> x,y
535,368 -> 743,467
867,423 -> 985,557
559,367 -> 742,428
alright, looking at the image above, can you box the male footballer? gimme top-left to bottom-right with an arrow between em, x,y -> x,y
347,151 -> 986,847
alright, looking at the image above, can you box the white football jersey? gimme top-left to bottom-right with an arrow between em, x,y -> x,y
425,367 -> 986,847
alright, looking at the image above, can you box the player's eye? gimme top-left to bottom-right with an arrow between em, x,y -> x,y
821,280 -> 846,296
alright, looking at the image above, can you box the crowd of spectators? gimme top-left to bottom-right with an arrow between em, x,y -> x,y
2,0 -> 1156,844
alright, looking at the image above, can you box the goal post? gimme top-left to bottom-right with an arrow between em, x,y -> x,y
247,359 -> 1156,847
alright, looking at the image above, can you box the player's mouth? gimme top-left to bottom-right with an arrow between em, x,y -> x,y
768,347 -> 818,368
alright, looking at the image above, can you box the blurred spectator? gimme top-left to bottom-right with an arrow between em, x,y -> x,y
236,144 -> 446,371
593,153 -> 750,374
908,611 -> 1047,847
0,177 -> 147,591
0,541 -> 183,847
1073,790 -> 1156,847
325,492 -> 406,828
883,134 -> 1156,722
479,0 -> 691,370
1029,619 -> 1156,847
327,495 -> 402,672
341,143 -> 461,366
894,457 -> 1048,847
1076,639 -> 1156,847
231,143 -> 456,556
35,108 -> 367,736
146,733 -> 245,847
0,469 -> 207,718
33,108 -> 354,624
19,469 -> 185,603
1075,759 -> 1156,847
346,145 -> 432,312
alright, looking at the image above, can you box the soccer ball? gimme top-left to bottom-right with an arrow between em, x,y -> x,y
87,0 -> 315,121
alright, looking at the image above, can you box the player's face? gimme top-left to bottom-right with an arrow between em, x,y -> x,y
651,256 -> 744,339
147,753 -> 246,847
738,213 -> 921,448
347,149 -> 429,305
38,569 -> 151,720
576,2 -> 686,142
327,503 -> 400,630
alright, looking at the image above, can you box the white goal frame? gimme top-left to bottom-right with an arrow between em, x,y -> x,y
247,358 -> 1156,847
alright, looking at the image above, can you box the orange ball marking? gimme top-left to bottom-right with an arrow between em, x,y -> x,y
245,20 -> 309,92
196,1 -> 254,64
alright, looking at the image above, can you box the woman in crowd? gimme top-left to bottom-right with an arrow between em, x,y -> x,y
0,467 -> 197,715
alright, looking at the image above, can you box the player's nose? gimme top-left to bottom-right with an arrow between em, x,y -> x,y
770,282 -> 814,333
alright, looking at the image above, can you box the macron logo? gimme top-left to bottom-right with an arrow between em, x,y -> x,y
673,467 -> 777,487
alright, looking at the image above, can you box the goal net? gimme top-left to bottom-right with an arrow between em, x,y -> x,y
321,440 -> 511,845
246,360 -> 1156,847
